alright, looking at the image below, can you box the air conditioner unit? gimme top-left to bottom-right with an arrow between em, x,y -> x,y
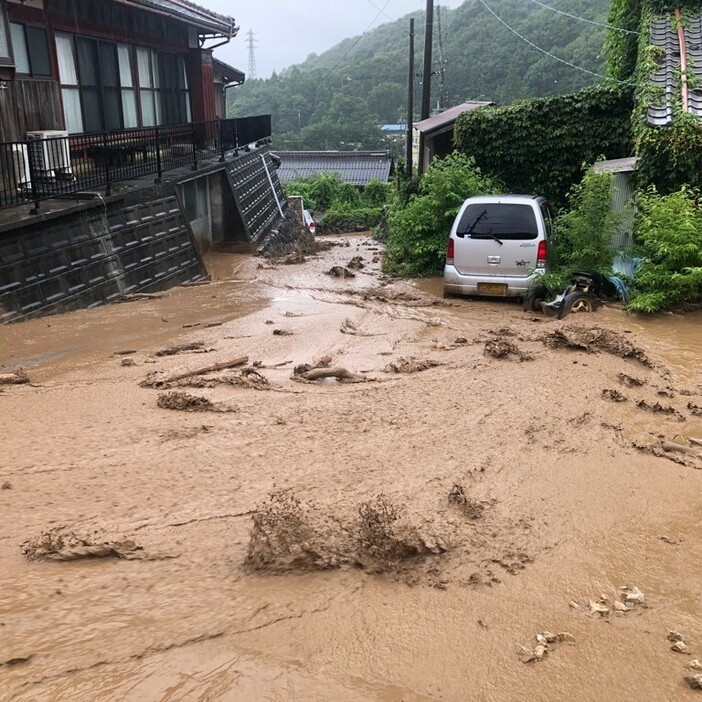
9,144 -> 31,189
26,130 -> 73,178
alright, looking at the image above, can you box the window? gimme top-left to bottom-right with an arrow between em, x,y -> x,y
56,33 -> 83,133
57,33 -> 191,133
0,2 -> 11,66
137,47 -> 160,127
10,24 -> 51,76
457,203 -> 539,241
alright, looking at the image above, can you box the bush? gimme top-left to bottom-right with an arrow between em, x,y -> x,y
319,205 -> 383,234
627,186 -> 702,313
285,173 -> 347,212
362,179 -> 391,207
538,169 -> 623,294
383,153 -> 501,277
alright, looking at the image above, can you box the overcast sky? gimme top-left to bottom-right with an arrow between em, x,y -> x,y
203,0 -> 464,78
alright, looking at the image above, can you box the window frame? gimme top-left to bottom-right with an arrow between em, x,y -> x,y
0,1 -> 13,68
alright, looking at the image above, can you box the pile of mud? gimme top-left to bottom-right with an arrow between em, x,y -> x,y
177,368 -> 269,391
542,326 -> 654,368
244,490 -> 447,575
484,337 -> 534,362
384,357 -> 442,374
21,528 -> 143,562
157,391 -> 236,413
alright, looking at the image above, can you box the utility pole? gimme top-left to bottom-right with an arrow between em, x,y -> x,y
246,29 -> 258,80
420,0 -> 433,121
419,0 -> 433,174
406,17 -> 415,177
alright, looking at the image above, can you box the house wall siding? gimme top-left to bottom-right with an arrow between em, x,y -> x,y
0,78 -> 63,141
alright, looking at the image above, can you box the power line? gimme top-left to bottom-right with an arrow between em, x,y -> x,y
367,0 -> 410,36
477,0 -> 635,86
320,0 -> 392,81
526,0 -> 641,35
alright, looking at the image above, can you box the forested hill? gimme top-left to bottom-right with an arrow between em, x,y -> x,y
229,0 -> 611,152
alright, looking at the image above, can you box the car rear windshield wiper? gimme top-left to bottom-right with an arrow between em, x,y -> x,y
474,228 -> 503,246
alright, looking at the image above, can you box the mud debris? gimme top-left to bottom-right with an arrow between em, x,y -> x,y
520,631 -> 575,663
281,252 -> 307,265
690,660 -> 702,671
448,484 -> 484,519
121,358 -> 136,367
245,490 -> 448,576
114,349 -> 137,356
273,329 -> 293,336
617,373 -> 645,387
685,675 -> 702,690
672,641 -> 691,655
542,327 -> 654,368
635,400 -> 686,422
688,402 -> 702,417
602,388 -> 627,402
176,367 -> 269,391
668,631 -> 686,643
347,256 -> 365,270
384,357 -> 442,374
141,355 -> 249,388
21,528 -> 144,562
484,338 -> 534,361
156,391 -> 236,413
2,481 -> 12,490
327,266 -> 356,278
154,342 -> 206,357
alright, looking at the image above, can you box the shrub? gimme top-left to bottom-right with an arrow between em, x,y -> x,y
383,153 -> 501,277
362,179 -> 391,207
628,186 -> 702,313
319,205 -> 383,234
538,169 -> 623,294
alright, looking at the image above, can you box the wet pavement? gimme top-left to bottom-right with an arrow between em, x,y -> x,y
1,235 -> 701,701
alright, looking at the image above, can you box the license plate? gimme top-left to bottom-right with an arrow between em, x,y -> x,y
477,283 -> 508,296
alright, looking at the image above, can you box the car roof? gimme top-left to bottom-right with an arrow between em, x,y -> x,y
461,194 -> 546,204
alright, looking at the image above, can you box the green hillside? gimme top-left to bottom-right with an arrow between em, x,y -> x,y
229,0 -> 611,152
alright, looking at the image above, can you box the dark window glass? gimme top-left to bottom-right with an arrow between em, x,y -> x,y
457,203 -> 539,241
26,26 -> 51,76
103,88 -> 122,130
76,38 -> 97,86
99,42 -> 118,87
81,87 -> 101,132
158,52 -> 188,125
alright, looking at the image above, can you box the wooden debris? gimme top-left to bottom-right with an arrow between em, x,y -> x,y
141,355 -> 249,388
117,292 -> 166,302
154,342 -> 206,357
0,371 -> 29,386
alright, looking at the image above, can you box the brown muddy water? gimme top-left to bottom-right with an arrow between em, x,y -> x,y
1,236 -> 702,701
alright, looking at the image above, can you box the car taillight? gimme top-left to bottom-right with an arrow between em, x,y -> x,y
446,237 -> 454,262
537,240 -> 547,269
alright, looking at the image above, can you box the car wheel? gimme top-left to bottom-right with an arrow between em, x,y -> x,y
557,291 -> 597,319
523,285 -> 548,312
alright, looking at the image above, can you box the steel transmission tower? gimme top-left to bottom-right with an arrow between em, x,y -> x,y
246,29 -> 258,80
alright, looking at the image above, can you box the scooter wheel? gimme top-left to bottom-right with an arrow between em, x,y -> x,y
557,291 -> 598,319
523,285 -> 548,312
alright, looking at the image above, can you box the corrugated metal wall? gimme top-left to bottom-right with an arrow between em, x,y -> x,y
610,173 -> 635,252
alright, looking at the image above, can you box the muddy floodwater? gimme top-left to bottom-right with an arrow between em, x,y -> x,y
1,235 -> 702,701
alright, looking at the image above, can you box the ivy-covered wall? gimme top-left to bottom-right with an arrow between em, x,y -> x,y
453,85 -> 634,208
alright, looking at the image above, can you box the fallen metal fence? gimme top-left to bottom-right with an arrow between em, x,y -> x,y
0,115 -> 272,212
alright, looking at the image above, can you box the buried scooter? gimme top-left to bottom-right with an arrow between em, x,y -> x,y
523,271 -> 623,319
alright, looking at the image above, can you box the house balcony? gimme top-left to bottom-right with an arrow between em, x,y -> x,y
0,115 -> 272,216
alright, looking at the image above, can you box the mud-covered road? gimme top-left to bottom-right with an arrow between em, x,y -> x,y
1,235 -> 702,701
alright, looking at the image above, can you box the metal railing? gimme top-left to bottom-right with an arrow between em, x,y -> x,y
0,115 -> 272,212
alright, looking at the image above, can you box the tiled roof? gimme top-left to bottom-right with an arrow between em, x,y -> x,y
414,102 -> 493,135
648,12 -> 702,125
123,0 -> 236,36
274,151 -> 394,186
213,58 -> 245,85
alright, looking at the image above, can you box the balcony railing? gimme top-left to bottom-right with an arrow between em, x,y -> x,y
0,115 -> 272,212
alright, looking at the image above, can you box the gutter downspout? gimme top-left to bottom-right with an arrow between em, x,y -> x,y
675,8 -> 689,112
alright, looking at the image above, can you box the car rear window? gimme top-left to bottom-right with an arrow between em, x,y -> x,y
456,203 -> 538,240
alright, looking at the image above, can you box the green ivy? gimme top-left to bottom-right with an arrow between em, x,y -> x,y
628,186 -> 702,312
453,85 -> 634,209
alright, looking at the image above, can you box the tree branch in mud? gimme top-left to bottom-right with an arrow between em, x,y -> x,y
296,367 -> 366,382
141,356 -> 249,388
0,371 -> 29,385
